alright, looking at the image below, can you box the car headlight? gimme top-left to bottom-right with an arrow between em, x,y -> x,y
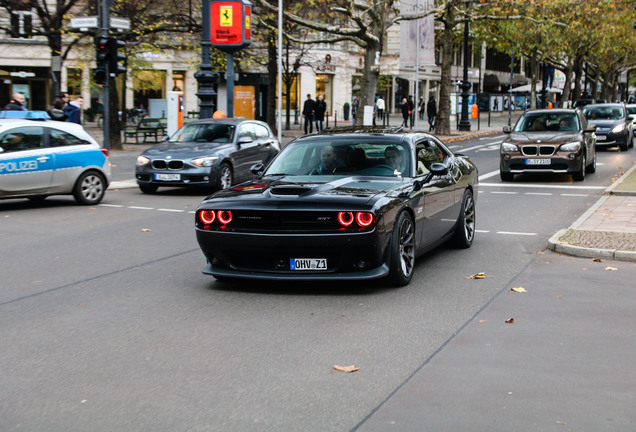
612,123 -> 626,133
501,142 -> 518,152
560,142 -> 581,152
136,155 -> 150,166
191,156 -> 219,167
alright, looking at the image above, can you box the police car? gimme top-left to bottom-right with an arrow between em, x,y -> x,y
0,111 -> 110,205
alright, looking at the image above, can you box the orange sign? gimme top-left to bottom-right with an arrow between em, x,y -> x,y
210,0 -> 251,52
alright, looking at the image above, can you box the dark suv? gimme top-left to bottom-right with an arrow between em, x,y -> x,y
500,109 -> 596,182
582,103 -> 633,151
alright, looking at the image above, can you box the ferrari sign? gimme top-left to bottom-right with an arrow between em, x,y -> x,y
210,0 -> 252,52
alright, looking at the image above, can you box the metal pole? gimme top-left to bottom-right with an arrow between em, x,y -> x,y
101,0 -> 110,150
277,0 -> 282,142
414,0 -> 419,130
458,19 -> 471,131
508,48 -> 513,127
195,0 -> 218,119
226,53 -> 234,117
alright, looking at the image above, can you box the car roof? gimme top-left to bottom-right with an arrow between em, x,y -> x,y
0,118 -> 99,144
184,118 -> 268,127
521,108 -> 578,115
583,103 -> 624,108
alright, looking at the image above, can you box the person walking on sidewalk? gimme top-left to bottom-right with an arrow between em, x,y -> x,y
427,95 -> 437,132
401,98 -> 410,128
302,94 -> 315,134
407,95 -> 415,128
375,96 -> 385,123
418,97 -> 425,120
64,95 -> 83,125
314,95 -> 326,132
3,93 -> 26,110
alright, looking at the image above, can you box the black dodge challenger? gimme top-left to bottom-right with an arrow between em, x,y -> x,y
195,128 -> 478,286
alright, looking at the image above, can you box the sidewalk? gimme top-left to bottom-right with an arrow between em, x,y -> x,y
548,163 -> 636,262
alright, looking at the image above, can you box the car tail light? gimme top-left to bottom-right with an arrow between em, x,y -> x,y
199,210 -> 216,224
217,210 -> 232,225
356,212 -> 374,227
100,148 -> 109,158
337,212 -> 354,226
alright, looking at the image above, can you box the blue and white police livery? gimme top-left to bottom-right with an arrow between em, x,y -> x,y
0,113 -> 111,205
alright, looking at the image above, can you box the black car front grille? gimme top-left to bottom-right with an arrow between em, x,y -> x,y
152,159 -> 185,170
521,145 -> 556,156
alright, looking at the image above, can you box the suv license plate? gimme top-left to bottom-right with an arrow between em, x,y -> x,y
290,258 -> 328,271
155,173 -> 181,181
525,159 -> 551,165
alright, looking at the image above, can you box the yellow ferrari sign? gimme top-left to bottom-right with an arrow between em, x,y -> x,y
220,6 -> 233,27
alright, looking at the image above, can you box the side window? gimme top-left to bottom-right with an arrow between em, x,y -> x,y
238,124 -> 256,140
49,129 -> 86,147
0,126 -> 43,153
254,124 -> 270,139
415,140 -> 443,176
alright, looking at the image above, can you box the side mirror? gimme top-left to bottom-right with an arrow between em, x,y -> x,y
585,125 -> 597,133
430,163 -> 449,176
238,136 -> 254,145
503,125 -> 512,134
250,163 -> 265,176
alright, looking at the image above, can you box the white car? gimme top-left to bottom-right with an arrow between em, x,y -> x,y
0,111 -> 111,205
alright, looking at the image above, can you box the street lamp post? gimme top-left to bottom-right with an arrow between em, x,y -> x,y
458,19 -> 471,132
195,0 -> 218,119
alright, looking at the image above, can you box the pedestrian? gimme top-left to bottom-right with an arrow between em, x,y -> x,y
418,97 -> 425,120
302,93 -> 315,134
64,95 -> 83,125
400,98 -> 410,127
3,93 -> 26,110
407,95 -> 414,128
375,96 -> 385,122
47,98 -> 68,121
58,92 -> 69,109
352,97 -> 359,125
426,95 -> 437,132
314,94 -> 326,131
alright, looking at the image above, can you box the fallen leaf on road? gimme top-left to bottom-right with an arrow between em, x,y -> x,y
333,365 -> 359,373
141,228 -> 151,232
593,258 -> 602,262
510,287 -> 527,293
505,318 -> 515,323
466,272 -> 493,279
605,266 -> 618,271
556,421 -> 567,425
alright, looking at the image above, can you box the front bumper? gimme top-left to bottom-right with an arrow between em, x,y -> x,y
135,164 -> 219,188
196,229 -> 392,281
594,130 -> 629,147
500,154 -> 583,174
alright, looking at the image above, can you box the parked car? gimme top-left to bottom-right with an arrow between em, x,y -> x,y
194,128 -> 478,286
500,109 -> 596,182
625,104 -> 636,123
135,118 -> 280,193
572,98 -> 606,109
582,103 -> 633,151
0,111 -> 110,204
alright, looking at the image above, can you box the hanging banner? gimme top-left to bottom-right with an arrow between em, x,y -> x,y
399,0 -> 435,68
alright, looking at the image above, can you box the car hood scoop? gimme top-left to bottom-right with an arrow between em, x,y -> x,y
270,185 -> 313,196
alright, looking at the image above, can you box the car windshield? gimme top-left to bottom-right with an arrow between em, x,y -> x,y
514,112 -> 580,132
626,106 -> 636,115
265,137 -> 412,178
169,123 -> 235,143
582,106 -> 625,121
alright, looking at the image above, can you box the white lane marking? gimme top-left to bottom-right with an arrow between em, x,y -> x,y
491,191 -> 518,194
496,231 -> 537,236
476,229 -> 490,233
480,182 -> 606,190
98,204 -> 124,208
560,193 -> 589,197
158,208 -> 186,213
478,170 -> 501,181
128,206 -> 155,210
525,192 -> 553,196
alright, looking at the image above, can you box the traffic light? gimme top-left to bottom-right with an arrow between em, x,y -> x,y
94,36 -> 110,85
108,38 -> 126,76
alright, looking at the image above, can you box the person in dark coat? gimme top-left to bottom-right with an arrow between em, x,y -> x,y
407,95 -> 414,128
400,98 -> 410,127
47,98 -> 68,121
64,95 -> 83,125
302,94 -> 315,134
314,95 -> 326,131
426,95 -> 437,132
3,93 -> 26,110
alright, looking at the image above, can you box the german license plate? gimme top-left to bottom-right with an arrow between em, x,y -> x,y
525,158 -> 551,165
596,135 -> 606,141
155,173 -> 181,181
290,258 -> 328,271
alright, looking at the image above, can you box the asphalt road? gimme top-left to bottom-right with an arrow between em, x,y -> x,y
1,135 -> 635,431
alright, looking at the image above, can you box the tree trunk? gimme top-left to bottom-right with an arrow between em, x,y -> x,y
572,56 -> 583,102
359,45 -> 379,123
560,58 -> 574,108
266,36 -> 278,135
436,15 -> 455,136
109,79 -> 122,150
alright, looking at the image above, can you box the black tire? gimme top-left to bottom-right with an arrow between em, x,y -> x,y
572,152 -> 586,181
387,211 -> 416,287
218,163 -> 233,189
619,139 -> 628,152
139,183 -> 159,194
73,171 -> 106,205
451,189 -> 476,249
500,170 -> 514,181
586,150 -> 596,173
